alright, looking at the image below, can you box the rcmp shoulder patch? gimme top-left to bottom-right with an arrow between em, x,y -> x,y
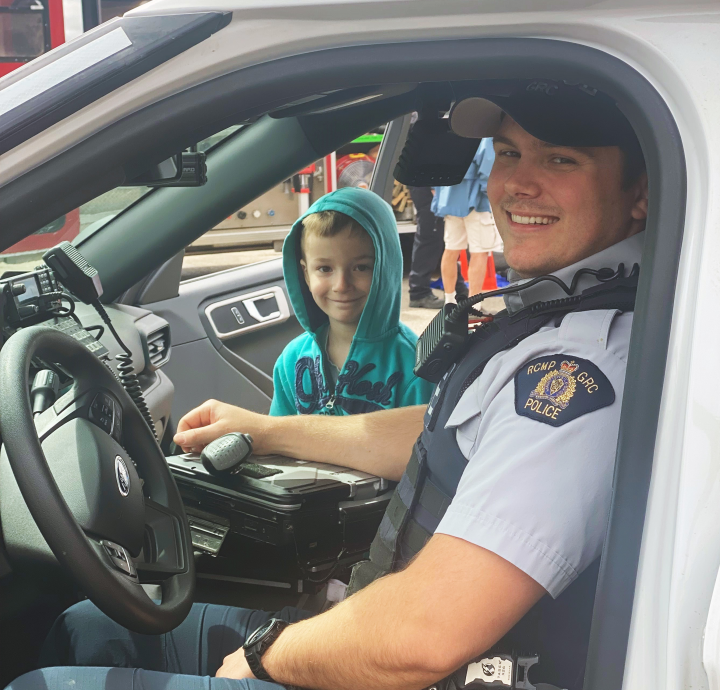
514,355 -> 615,427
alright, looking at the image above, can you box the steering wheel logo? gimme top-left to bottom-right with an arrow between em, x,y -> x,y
115,456 -> 130,497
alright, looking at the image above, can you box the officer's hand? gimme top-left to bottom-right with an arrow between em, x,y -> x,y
173,399 -> 270,454
215,647 -> 256,680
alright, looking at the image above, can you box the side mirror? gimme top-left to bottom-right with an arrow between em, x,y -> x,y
125,151 -> 208,187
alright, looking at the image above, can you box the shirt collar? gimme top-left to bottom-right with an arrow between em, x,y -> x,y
503,232 -> 645,314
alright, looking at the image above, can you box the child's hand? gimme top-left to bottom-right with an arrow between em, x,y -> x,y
173,399 -> 270,454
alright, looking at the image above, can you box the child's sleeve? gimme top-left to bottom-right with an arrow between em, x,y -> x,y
398,375 -> 436,407
269,350 -> 297,416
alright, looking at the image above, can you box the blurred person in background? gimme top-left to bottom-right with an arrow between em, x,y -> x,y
407,185 -> 467,309
433,138 -> 502,303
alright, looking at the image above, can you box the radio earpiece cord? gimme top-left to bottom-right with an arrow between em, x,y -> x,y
415,263 -> 639,383
450,265 -> 623,323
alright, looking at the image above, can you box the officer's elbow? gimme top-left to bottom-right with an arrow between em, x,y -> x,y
404,631 -> 478,679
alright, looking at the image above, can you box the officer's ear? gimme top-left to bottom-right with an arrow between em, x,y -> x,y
630,171 -> 648,221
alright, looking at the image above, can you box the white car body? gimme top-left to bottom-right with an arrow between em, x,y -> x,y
2,2 -> 720,688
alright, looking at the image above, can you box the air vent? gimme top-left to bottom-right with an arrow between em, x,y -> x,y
136,312 -> 172,372
146,326 -> 170,369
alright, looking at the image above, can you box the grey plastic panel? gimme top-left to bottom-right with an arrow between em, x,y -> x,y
72,302 -> 175,431
161,337 -> 270,419
148,259 -> 284,345
145,258 -> 302,417
142,369 -> 174,439
221,316 -> 303,381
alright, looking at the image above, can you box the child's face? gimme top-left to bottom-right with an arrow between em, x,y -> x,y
300,227 -> 375,326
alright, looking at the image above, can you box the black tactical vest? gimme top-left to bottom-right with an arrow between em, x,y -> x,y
347,273 -> 638,690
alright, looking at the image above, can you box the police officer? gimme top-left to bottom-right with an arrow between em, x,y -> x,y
17,80 -> 648,690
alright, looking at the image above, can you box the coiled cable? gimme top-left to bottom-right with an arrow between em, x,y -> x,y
115,351 -> 157,438
91,299 -> 158,439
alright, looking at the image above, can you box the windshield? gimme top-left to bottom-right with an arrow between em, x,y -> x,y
0,125 -> 242,277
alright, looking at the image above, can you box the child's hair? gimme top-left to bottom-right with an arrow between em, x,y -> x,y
300,211 -> 367,256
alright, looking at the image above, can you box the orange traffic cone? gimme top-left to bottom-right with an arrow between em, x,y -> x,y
482,253 -> 498,291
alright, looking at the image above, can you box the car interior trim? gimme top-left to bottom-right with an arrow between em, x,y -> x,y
0,11 -> 232,156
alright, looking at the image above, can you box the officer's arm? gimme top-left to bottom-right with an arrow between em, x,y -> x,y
260,534 -> 544,690
174,401 -> 425,481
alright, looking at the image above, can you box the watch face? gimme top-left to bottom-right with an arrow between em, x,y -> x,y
244,619 -> 276,649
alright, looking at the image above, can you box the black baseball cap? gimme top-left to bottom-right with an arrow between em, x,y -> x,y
449,79 -> 639,149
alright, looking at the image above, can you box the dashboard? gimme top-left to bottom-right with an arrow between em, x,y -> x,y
0,262 -> 390,596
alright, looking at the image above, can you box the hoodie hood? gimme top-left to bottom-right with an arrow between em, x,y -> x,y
282,187 -> 403,341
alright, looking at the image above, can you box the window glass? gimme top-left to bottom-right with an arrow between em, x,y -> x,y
0,9 -> 45,60
0,126 -> 243,274
181,126 -> 388,281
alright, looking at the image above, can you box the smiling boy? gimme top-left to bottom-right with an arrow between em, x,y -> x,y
270,187 -> 434,416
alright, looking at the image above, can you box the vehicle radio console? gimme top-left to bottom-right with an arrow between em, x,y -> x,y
0,266 -> 108,358
1,266 -> 62,325
167,453 -> 393,593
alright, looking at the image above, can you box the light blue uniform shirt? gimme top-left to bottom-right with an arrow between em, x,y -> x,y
432,138 -> 495,218
435,233 -> 645,597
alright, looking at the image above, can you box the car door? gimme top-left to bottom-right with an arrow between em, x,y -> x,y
140,254 -> 304,423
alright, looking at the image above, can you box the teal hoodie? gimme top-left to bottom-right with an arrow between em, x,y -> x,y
270,187 -> 435,416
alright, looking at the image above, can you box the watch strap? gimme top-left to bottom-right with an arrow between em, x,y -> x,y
244,618 -> 289,682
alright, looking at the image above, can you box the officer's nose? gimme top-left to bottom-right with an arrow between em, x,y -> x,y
504,161 -> 542,199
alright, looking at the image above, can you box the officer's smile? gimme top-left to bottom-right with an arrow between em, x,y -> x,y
507,212 -> 560,225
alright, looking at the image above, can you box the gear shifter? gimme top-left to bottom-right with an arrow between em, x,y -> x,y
200,433 -> 253,475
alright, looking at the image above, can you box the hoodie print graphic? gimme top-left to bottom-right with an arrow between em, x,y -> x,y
293,356 -> 404,414
270,187 -> 434,416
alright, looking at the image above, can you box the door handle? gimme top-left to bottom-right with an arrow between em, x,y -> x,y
205,286 -> 290,340
242,293 -> 281,322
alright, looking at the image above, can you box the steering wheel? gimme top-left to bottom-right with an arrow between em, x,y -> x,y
0,325 -> 195,634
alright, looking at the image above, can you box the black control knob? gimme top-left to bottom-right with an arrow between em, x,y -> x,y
10,282 -> 26,296
236,210 -> 247,220
200,433 -> 253,475
31,369 -> 59,416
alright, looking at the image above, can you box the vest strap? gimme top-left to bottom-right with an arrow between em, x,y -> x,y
400,518 -> 433,561
419,479 -> 452,519
347,446 -> 427,595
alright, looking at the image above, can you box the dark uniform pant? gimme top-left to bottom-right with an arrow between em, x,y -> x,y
6,600 -> 311,690
407,186 -> 466,300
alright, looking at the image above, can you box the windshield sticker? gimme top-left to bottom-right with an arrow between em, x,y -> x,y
0,27 -> 132,120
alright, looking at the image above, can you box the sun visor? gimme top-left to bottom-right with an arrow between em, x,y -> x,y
449,97 -> 503,139
393,117 -> 480,187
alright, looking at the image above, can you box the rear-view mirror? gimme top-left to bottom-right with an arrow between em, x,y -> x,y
126,151 -> 208,187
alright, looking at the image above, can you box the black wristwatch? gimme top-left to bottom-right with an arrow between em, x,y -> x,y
243,618 -> 289,682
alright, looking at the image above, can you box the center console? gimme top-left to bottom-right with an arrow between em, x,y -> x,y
166,454 -> 392,593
